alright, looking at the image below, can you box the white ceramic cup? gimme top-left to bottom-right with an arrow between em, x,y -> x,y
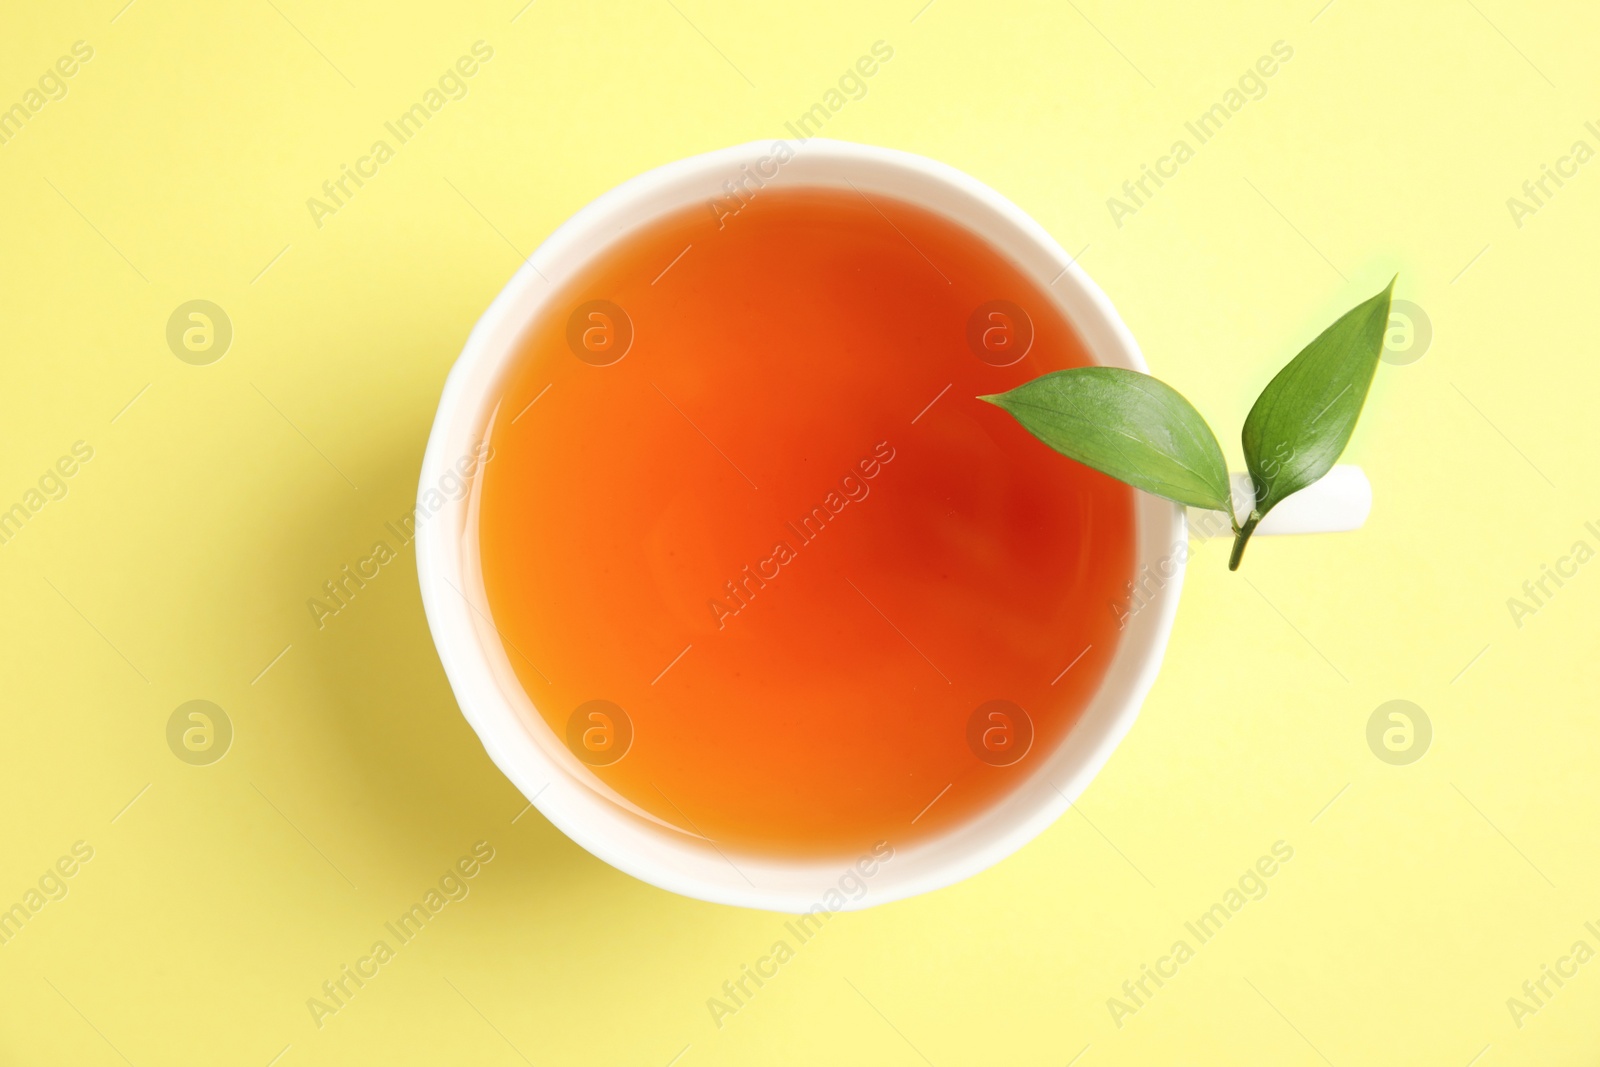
416,138 -> 1369,912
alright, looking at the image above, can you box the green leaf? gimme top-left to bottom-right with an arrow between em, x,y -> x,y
1231,276 -> 1396,568
982,367 -> 1232,512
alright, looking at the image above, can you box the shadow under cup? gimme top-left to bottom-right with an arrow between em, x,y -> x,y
417,139 -> 1184,911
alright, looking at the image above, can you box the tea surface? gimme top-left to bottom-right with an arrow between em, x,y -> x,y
477,184 -> 1135,858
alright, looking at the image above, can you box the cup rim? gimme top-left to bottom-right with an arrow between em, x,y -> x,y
415,137 -> 1185,912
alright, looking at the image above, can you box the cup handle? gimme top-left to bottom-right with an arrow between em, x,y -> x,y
1186,464 -> 1371,536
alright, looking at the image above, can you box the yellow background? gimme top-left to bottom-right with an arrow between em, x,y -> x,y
2,0 -> 1596,1063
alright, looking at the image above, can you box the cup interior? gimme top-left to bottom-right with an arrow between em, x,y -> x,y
415,138 -> 1185,911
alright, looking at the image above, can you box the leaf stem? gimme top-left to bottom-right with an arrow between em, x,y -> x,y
1228,514 -> 1260,571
